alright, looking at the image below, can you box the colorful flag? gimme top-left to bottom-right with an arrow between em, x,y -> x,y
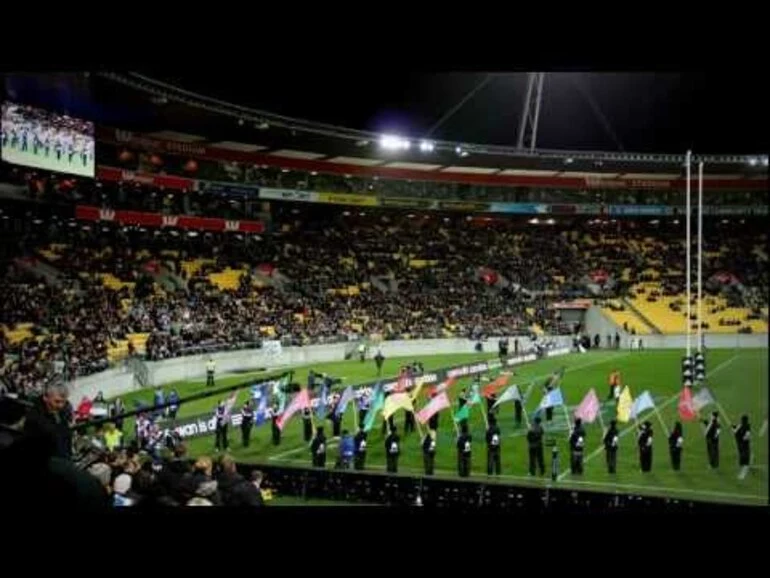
537,387 -> 564,411
678,387 -> 697,422
255,384 -> 269,426
316,383 -> 329,419
383,392 -> 415,420
573,388 -> 600,423
492,384 -> 522,408
468,388 -> 483,406
630,391 -> 655,419
453,404 -> 470,423
482,373 -> 510,398
223,391 -> 238,419
616,386 -> 633,423
692,387 -> 715,412
434,377 -> 457,395
335,386 -> 355,417
363,384 -> 385,432
416,392 -> 450,425
276,388 -> 310,431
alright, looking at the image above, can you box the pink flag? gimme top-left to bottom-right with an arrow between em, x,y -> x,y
416,392 -> 451,425
276,389 -> 310,430
573,388 -> 600,423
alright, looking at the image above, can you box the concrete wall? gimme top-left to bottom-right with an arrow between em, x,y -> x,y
584,306 -> 629,342
68,335 -> 574,401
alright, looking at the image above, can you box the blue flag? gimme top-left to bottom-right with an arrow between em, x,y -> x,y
537,387 -> 564,410
335,386 -> 355,417
256,385 -> 270,426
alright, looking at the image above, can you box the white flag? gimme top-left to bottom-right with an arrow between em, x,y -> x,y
493,384 -> 522,408
630,390 -> 655,419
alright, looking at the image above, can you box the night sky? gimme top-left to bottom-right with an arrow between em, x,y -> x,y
152,72 -> 768,155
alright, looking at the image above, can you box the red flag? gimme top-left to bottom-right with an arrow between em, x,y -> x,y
432,377 -> 457,397
416,392 -> 451,425
276,389 -> 310,430
482,374 -> 510,398
678,387 -> 697,422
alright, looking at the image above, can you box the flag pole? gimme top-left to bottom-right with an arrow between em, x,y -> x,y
479,402 -> 489,429
697,161 -> 704,353
651,406 -> 670,438
685,150 -> 692,358
562,403 -> 572,434
597,408 -> 607,436
351,397 -> 359,431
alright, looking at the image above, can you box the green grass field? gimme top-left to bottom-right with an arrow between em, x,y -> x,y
115,348 -> 768,506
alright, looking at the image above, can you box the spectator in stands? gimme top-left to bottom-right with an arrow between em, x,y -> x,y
23,381 -> 74,460
216,455 -> 263,507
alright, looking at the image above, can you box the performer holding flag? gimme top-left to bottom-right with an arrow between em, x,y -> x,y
603,419 -> 619,474
733,415 -> 751,479
669,422 -> 684,471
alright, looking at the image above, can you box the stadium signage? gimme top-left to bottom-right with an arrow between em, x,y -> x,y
75,205 -> 266,234
316,192 -> 379,206
110,129 -> 208,157
97,166 -> 194,192
194,180 -> 260,198
258,188 -> 318,203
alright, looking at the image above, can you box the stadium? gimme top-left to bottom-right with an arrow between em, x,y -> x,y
0,72 -> 766,510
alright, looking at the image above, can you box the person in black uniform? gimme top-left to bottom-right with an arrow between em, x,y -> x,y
214,401 -> 229,452
638,421 -> 653,473
308,370 -> 317,391
374,350 -> 385,376
240,400 -> 254,448
271,402 -> 281,446
527,417 -> 545,476
733,415 -> 751,478
302,407 -> 313,442
457,423 -> 472,478
513,393 -> 523,428
487,392 -> 498,418
404,408 -> 416,435
329,402 -> 342,437
353,428 -> 367,471
669,421 -> 684,471
385,426 -> 401,474
486,415 -> 502,476
358,394 -> 370,429
457,388 -> 469,429
569,418 -> 586,475
310,427 -> 327,469
422,430 -> 437,476
704,412 -> 720,469
603,419 -> 619,474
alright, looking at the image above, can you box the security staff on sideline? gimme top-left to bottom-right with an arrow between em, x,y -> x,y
385,426 -> 401,474
486,415 -> 502,476
704,411 -> 720,469
206,358 -> 216,387
603,419 -> 619,474
240,400 -> 254,448
422,429 -> 437,476
669,421 -> 684,471
457,422 -> 472,478
527,416 -> 545,476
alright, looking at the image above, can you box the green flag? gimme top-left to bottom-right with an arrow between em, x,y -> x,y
453,404 -> 470,423
468,389 -> 483,406
363,384 -> 385,432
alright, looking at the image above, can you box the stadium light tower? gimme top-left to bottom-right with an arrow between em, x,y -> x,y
517,72 -> 545,151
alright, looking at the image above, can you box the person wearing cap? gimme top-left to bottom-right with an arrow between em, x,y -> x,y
422,429 -> 437,476
703,411 -> 720,469
486,414 -> 502,476
527,416 -> 545,476
638,421 -> 654,473
603,419 -> 619,474
733,415 -> 751,479
353,427 -> 367,471
310,426 -> 327,469
569,417 -> 586,475
669,422 -> 684,471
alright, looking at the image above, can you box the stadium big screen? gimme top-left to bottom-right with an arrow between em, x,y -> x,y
1,101 -> 95,177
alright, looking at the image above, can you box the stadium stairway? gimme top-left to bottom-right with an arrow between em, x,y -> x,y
619,299 -> 660,334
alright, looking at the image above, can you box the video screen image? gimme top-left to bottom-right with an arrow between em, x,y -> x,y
1,101 -> 95,178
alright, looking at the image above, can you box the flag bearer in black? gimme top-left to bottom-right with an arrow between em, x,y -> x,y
214,401 -> 229,452
569,418 -> 586,475
486,415 -> 502,475
704,412 -> 720,469
527,417 -> 545,476
240,400 -> 254,448
302,407 -> 313,442
404,409 -> 416,435
422,429 -> 437,476
638,421 -> 653,473
457,388 -> 469,429
514,394 -> 523,427
354,428 -> 367,470
457,423 -> 472,478
733,415 -> 751,478
310,427 -> 327,469
374,349 -> 385,376
603,419 -> 619,474
271,402 -> 281,446
487,392 -> 498,417
385,427 -> 401,474
669,422 -> 684,471
428,391 -> 440,431
330,404 -> 342,437
358,394 -> 370,429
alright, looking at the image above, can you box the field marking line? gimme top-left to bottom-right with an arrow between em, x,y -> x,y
265,458 -> 766,503
558,352 -> 741,482
759,419 -> 768,438
268,440 -> 340,461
